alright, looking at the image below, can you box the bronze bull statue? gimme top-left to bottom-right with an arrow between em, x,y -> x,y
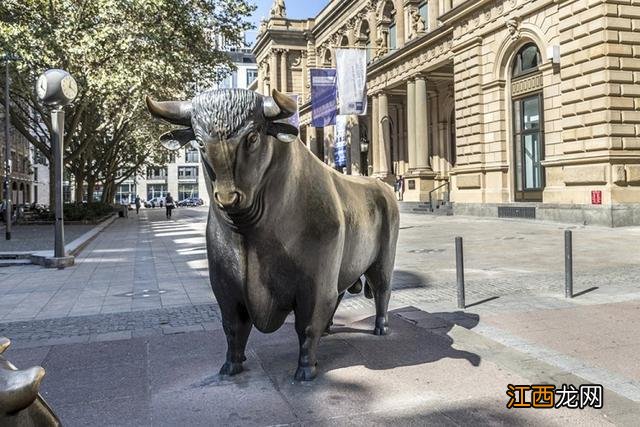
0,337 -> 60,426
147,89 -> 399,381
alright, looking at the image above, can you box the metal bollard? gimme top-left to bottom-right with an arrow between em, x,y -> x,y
565,230 -> 573,298
455,236 -> 465,309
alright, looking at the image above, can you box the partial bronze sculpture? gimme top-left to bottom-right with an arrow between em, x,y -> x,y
0,337 -> 61,426
147,89 -> 399,381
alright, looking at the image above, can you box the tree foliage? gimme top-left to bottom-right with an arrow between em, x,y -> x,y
0,0 -> 254,204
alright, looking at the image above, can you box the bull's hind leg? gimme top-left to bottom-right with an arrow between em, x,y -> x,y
219,303 -> 252,376
365,263 -> 392,336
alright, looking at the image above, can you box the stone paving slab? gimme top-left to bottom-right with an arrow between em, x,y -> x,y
4,308 -> 620,426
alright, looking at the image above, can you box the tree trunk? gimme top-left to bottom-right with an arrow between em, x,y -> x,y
87,177 -> 95,204
73,171 -> 84,203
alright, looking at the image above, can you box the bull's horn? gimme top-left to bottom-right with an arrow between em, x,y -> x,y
146,96 -> 193,127
263,97 -> 281,118
272,89 -> 297,118
263,89 -> 297,120
0,337 -> 9,354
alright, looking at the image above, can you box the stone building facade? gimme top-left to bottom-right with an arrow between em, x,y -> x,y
253,0 -> 640,226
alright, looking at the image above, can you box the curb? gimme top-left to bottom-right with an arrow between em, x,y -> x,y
0,214 -> 118,268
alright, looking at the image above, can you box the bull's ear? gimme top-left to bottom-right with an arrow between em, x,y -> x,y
267,122 -> 298,143
0,366 -> 45,414
159,128 -> 196,151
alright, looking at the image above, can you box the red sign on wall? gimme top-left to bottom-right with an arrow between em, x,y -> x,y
591,190 -> 602,205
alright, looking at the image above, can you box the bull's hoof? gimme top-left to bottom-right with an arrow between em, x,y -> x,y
373,318 -> 389,336
219,361 -> 244,376
294,365 -> 317,382
373,325 -> 389,336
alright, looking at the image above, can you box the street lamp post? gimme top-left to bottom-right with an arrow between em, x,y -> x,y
36,69 -> 78,267
2,53 -> 20,240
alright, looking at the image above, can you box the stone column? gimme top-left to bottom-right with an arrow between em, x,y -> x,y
378,92 -> 392,177
301,52 -> 308,102
415,76 -> 431,170
396,1 -> 405,48
280,49 -> 288,92
398,103 -> 406,175
428,0 -> 438,31
269,51 -> 279,92
438,121 -> 448,175
406,79 -> 416,170
371,94 -> 380,175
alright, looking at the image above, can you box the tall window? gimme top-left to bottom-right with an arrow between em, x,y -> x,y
147,184 -> 167,200
147,166 -> 167,180
178,166 -> 198,180
185,147 -> 199,163
246,69 -> 258,85
178,184 -> 199,201
389,22 -> 397,51
419,2 -> 429,31
512,43 -> 544,202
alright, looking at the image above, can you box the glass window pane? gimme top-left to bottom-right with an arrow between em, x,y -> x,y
521,45 -> 540,72
389,24 -> 397,51
523,97 -> 540,130
523,133 -> 541,190
513,100 -> 521,134
515,134 -> 523,192
419,3 -> 429,30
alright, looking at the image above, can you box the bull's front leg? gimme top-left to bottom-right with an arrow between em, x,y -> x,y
294,286 -> 339,381
218,302 -> 252,376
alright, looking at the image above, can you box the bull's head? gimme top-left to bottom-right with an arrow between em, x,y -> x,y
146,89 -> 298,218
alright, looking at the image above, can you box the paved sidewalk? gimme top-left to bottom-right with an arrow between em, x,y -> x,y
0,208 -> 213,321
0,223 -> 95,252
5,306 -> 627,426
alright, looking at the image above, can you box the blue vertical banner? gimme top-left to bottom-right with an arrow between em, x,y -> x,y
333,115 -> 348,169
311,68 -> 337,128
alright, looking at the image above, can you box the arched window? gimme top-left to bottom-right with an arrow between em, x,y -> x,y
511,43 -> 544,201
359,20 -> 372,63
512,43 -> 541,78
381,1 -> 396,51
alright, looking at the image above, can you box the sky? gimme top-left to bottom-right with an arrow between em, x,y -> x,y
245,0 -> 330,46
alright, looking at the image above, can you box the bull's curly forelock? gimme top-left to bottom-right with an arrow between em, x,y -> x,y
192,89 -> 260,139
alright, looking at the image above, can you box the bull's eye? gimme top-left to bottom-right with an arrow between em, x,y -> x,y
246,131 -> 260,149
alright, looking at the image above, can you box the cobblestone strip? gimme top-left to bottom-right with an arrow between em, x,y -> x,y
0,304 -> 221,348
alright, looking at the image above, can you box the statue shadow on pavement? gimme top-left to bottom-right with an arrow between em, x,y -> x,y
251,306 -> 481,382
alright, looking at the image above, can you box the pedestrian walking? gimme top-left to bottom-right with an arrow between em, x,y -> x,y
165,193 -> 175,219
395,176 -> 405,201
135,195 -> 141,215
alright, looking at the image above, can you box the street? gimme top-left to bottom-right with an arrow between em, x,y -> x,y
1,209 -> 640,425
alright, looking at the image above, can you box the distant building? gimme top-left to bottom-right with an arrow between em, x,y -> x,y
115,145 -> 208,206
1,108 -> 47,206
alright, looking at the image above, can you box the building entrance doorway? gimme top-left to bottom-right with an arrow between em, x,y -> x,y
513,93 -> 544,201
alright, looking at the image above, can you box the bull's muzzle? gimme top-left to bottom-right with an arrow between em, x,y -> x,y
214,191 -> 241,210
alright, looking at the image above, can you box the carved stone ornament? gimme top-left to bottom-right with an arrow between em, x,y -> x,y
507,18 -> 520,41
270,0 -> 286,18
